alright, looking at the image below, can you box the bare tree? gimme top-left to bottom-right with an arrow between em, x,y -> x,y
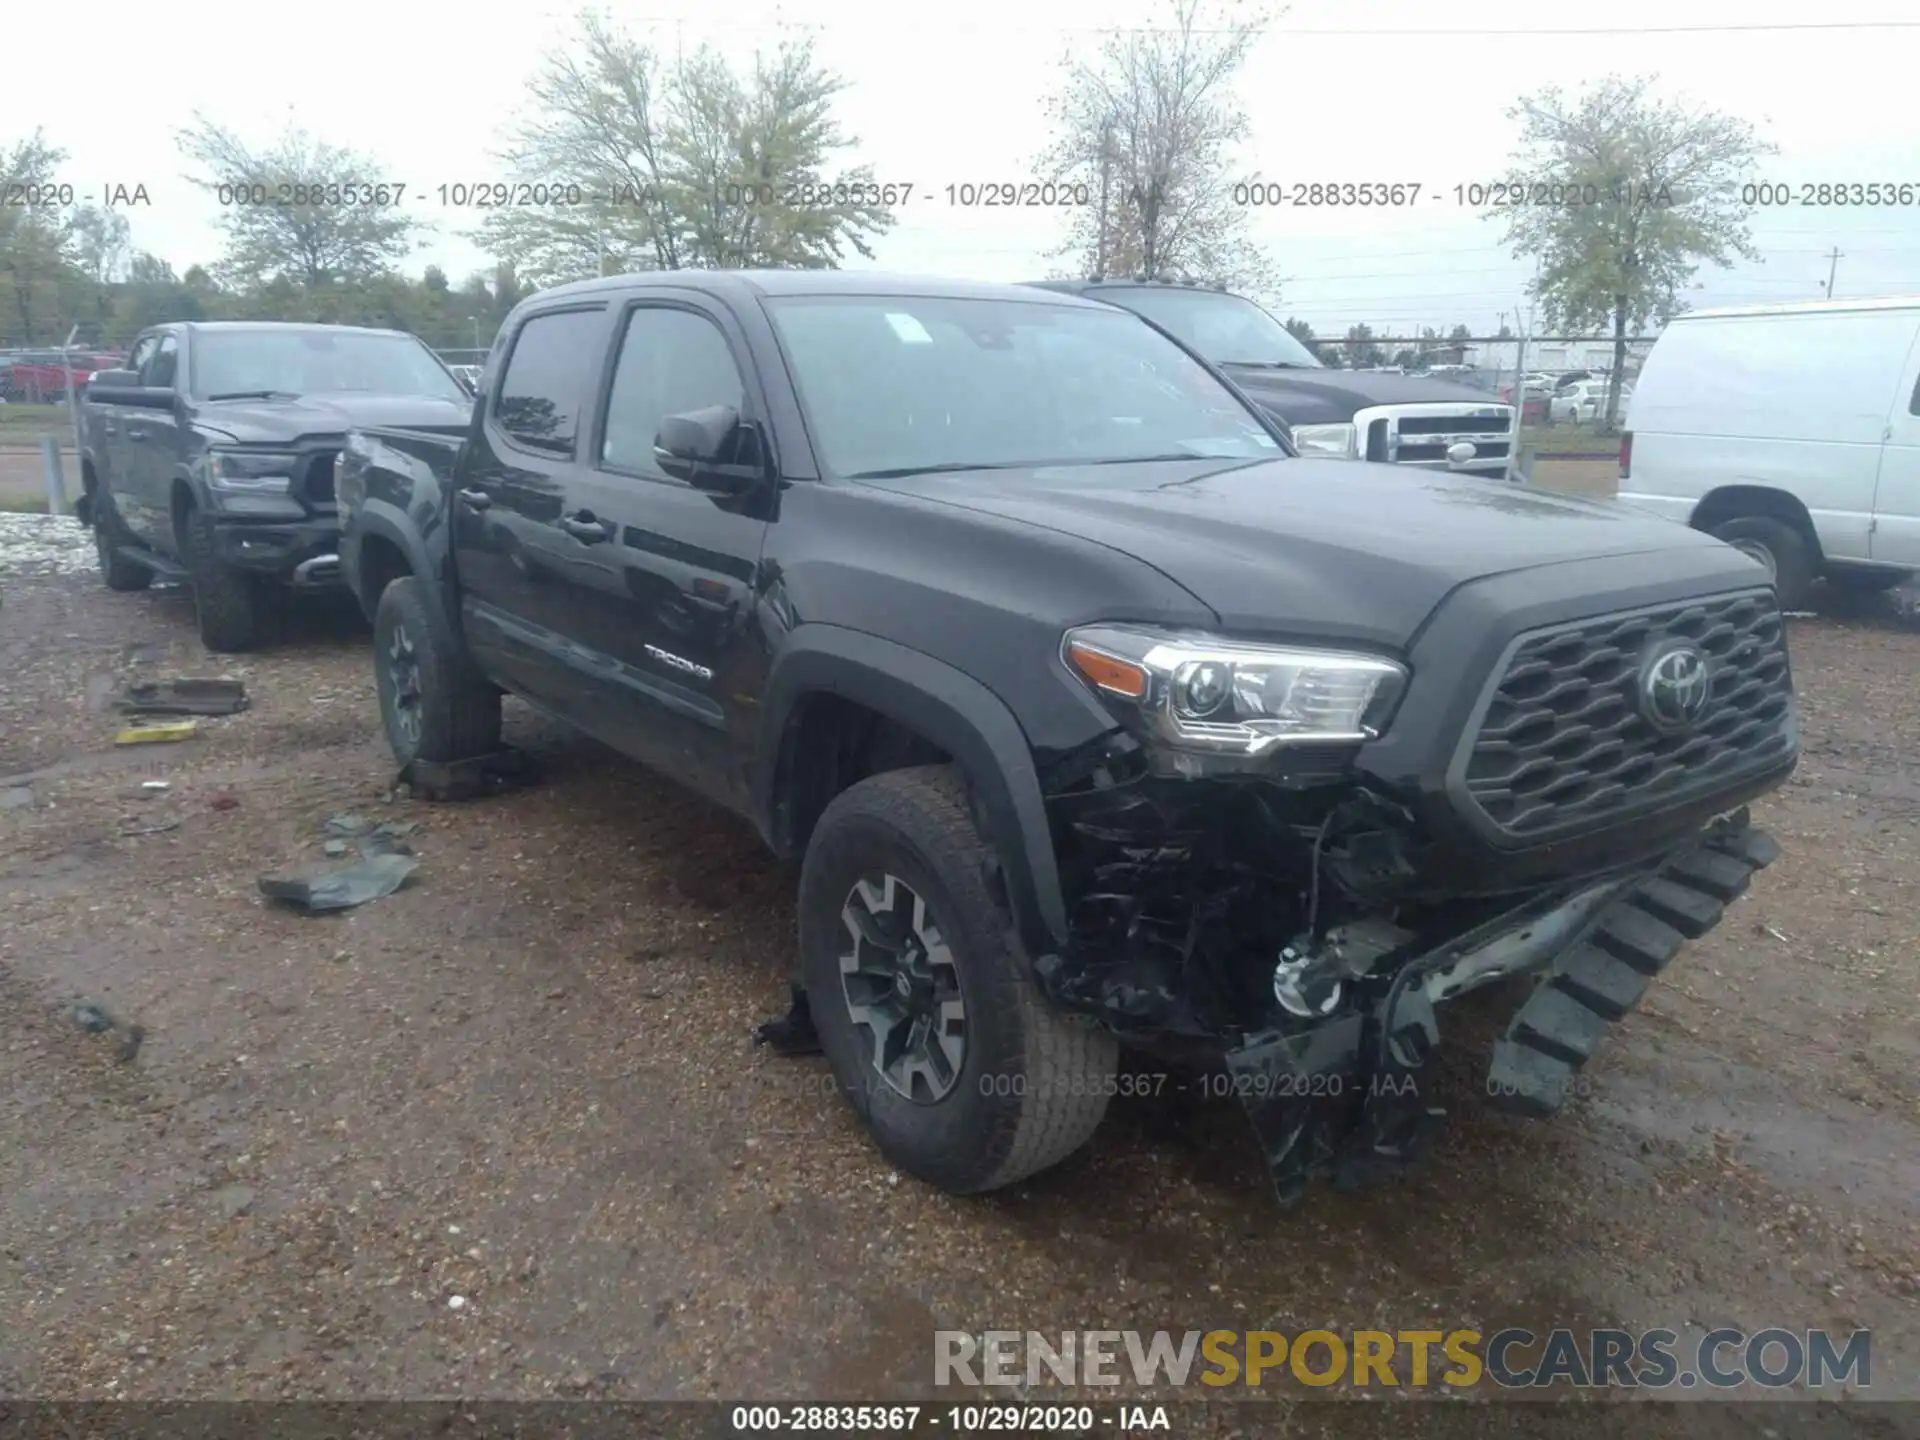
1038,0 -> 1276,289
175,117 -> 423,288
481,14 -> 893,286
1491,75 -> 1773,430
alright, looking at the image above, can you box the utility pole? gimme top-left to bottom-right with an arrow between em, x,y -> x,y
1508,304 -> 1530,484
1822,246 -> 1843,297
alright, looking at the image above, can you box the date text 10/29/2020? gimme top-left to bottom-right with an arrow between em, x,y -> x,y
196,180 -> 1102,209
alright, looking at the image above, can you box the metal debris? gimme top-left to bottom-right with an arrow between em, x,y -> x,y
117,677 -> 249,717
258,852 -> 420,913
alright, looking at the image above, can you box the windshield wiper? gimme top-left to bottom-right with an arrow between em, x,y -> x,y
846,461 -> 1041,480
204,389 -> 302,401
1218,360 -> 1312,370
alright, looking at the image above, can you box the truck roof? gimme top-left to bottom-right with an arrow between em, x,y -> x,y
170,320 -> 415,338
1675,294 -> 1920,321
529,269 -> 1114,309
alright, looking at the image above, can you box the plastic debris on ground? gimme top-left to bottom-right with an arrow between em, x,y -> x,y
258,852 -> 420,913
114,719 -> 199,745
66,999 -> 144,1062
116,677 -> 249,716
398,749 -> 535,801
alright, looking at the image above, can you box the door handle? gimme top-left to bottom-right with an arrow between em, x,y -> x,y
127,427 -> 146,442
100,420 -> 117,435
559,513 -> 613,542
456,487 -> 492,511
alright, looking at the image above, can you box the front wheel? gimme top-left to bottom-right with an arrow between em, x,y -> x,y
372,576 -> 501,767
799,765 -> 1118,1194
179,506 -> 262,652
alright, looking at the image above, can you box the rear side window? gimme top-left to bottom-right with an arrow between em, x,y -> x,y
492,309 -> 605,456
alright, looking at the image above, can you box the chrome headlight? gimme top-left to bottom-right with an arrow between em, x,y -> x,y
1063,625 -> 1409,757
205,449 -> 299,495
1288,422 -> 1359,459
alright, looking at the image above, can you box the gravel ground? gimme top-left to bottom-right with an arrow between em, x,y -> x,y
3,523 -> 1919,1431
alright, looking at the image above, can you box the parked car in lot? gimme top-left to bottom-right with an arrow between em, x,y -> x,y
1549,380 -> 1630,425
338,270 -> 1794,1205
1617,295 -> 1920,608
76,322 -> 474,650
1023,279 -> 1519,481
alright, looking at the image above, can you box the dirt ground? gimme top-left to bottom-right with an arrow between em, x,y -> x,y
2,527 -> 1919,1434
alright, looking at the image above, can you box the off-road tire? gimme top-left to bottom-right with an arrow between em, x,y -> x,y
799,765 -> 1118,1194
90,488 -> 152,592
179,505 -> 263,652
372,575 -> 501,767
1708,516 -> 1813,610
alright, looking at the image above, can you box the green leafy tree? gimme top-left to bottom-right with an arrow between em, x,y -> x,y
1,132 -> 78,345
1344,322 -> 1383,369
1490,75 -> 1773,430
109,252 -> 209,334
479,14 -> 893,286
174,117 -> 424,289
1037,0 -> 1276,288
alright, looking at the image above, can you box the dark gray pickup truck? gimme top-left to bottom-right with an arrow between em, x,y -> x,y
77,321 -> 473,651
336,269 -> 1795,1206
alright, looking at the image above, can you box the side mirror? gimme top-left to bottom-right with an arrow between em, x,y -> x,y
86,369 -> 173,408
653,405 -> 766,492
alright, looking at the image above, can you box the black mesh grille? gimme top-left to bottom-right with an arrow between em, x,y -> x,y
1397,413 -> 1511,436
1460,590 -> 1794,840
300,450 -> 341,505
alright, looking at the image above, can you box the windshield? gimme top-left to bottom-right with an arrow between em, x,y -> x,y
765,295 -> 1282,478
1090,286 -> 1324,370
192,329 -> 468,403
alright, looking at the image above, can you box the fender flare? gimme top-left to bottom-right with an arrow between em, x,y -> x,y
344,497 -> 455,637
756,626 -> 1069,958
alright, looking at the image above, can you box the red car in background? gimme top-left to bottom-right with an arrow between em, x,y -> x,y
0,349 -> 127,402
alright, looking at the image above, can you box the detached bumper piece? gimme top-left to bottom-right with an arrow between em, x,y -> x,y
1226,812 -> 1779,1204
1485,816 -> 1779,1117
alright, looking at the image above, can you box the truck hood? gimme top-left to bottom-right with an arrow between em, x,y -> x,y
858,457 -> 1743,649
1222,367 -> 1505,426
191,393 -> 474,444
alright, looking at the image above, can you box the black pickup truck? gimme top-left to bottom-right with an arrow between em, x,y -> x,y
1026,279 -> 1520,481
338,270 -> 1796,1205
77,321 -> 474,651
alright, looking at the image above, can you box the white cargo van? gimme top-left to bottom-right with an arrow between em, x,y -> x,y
1617,296 -> 1920,608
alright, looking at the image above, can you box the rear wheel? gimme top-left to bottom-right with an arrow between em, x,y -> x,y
799,765 -> 1118,1194
1709,516 -> 1814,610
179,505 -> 263,652
90,488 -> 152,592
372,575 -> 501,766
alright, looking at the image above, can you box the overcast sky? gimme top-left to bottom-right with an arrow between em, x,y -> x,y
11,0 -> 1919,338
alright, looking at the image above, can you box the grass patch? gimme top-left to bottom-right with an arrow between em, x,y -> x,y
0,402 -> 70,428
0,493 -> 52,514
1522,424 -> 1624,456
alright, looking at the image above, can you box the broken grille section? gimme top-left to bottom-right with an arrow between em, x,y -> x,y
1461,590 -> 1794,840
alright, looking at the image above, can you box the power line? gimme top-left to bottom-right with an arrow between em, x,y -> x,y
578,12 -> 1920,35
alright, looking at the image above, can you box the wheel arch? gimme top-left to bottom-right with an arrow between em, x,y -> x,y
347,500 -> 452,634
757,626 -> 1070,959
1689,485 -> 1824,562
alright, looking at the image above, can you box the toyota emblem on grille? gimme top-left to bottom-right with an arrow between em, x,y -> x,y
1638,643 -> 1712,732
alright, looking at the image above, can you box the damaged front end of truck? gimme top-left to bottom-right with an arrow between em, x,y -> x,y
1027,602 -> 1795,1203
